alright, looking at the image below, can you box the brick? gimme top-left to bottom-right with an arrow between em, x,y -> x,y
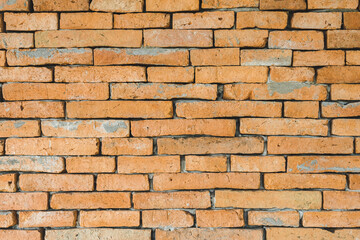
0,193 -> 48,210
66,157 -> 115,173
287,156 -> 360,173
0,33 -> 33,49
33,0 -> 89,11
97,174 -> 149,191
215,190 -> 321,209
176,101 -> 282,118
158,137 -> 264,155
146,0 -> 199,11
196,66 -> 268,83
186,155 -> 227,172
293,50 -> 345,66
118,156 -> 180,173
0,174 -> 16,192
148,67 -> 194,83
303,211 -> 360,228
156,229 -> 263,240
5,13 -> 57,31
133,191 -> 211,209
291,12 -> 342,30
0,156 -> 64,173
143,210 -> 193,228
223,83 -> 327,101
3,83 -> 108,100
264,173 -> 346,190
80,211 -> 139,227
0,0 -> 29,11
0,120 -> 40,137
144,30 -> 212,47
332,84 -> 360,100
19,174 -> 94,192
268,137 -> 353,154
6,138 -> 99,156
318,66 -> 360,83
322,102 -> 360,118
0,67 -> 52,83
60,13 -> 112,29
67,101 -> 172,119
102,138 -> 153,155
270,67 -> 315,82
0,51 -> 5,66
214,30 -> 268,47
355,138 -> 360,153
231,156 -> 286,172
270,228 -> 360,240
0,212 -> 16,228
91,0 -> 143,12
344,12 -> 360,29
241,118 -> 328,136
333,119 -> 360,136
19,211 -> 76,228
35,30 -> 142,48
197,209 -> 244,227
260,0 -> 306,10
173,11 -> 234,29
51,192 -> 131,209
94,48 -> 189,66
349,175 -> 360,189
308,0 -> 358,9
55,66 -> 146,83
347,51 -> 360,65
131,119 -> 235,137
248,211 -> 299,227
241,49 -> 292,66
324,191 -> 360,209
153,173 -> 260,190
0,230 -> 41,240
46,229 -> 150,240
0,101 -> 64,118
0,141 -> 3,155
202,0 -> 259,8
114,13 -> 170,29
269,31 -> 324,50
111,83 -> 217,100
191,48 -> 239,66
284,101 -> 319,118
328,30 -> 360,49
237,11 -> 287,29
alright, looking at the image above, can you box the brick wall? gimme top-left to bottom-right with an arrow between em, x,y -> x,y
0,0 -> 360,239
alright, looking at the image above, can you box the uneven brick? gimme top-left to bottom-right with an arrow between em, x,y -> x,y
45,229 -> 150,240
231,156 -> 286,172
0,230 -> 41,240
248,211 -> 299,227
0,193 -> 48,210
322,102 -> 360,118
293,50 -> 345,66
0,212 -> 16,228
0,0 -> 29,11
308,0 -> 359,9
333,119 -> 360,136
0,174 -> 16,192
197,209 -> 244,227
97,174 -> 149,191
60,13 -> 112,29
0,51 -> 5,66
143,210 -> 194,228
146,0 -> 199,11
347,51 -> 360,65
241,49 -> 292,66
0,156 -> 64,173
0,33 -> 33,49
349,174 -> 360,189
66,157 -> 115,173
202,0 -> 259,8
33,0 -> 89,11
270,67 -> 315,82
260,0 -> 306,10
173,11 -> 234,29
292,12 -> 342,30
5,13 -> 57,31
328,30 -> 360,49
148,67 -> 194,83
117,156 -> 180,173
285,101 -> 319,118
214,30 -> 268,47
303,211 -> 360,227
102,138 -> 153,155
144,30 -> 212,47
319,66 -> 360,83
191,48 -> 239,66
324,191 -> 360,209
156,229 -> 262,240
186,155 -> 227,172
114,13 -> 170,29
0,67 -> 52,82
267,228 -> 360,240
237,11 -> 287,29
331,84 -> 360,100
269,31 -> 324,50
344,12 -> 360,30
19,211 -> 76,228
90,0 -> 143,12
80,211 -> 139,227
0,120 -> 39,137
0,101 -> 64,118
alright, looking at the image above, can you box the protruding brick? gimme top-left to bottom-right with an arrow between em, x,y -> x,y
270,67 -> 315,82
231,156 -> 286,172
331,84 -> 360,100
344,12 -> 360,29
0,212 -> 16,228
148,67 -> 194,83
293,50 -> 345,66
144,30 -> 212,47
303,211 -> 360,227
0,174 -> 16,192
202,0 -> 259,8
191,48 -> 239,66
197,209 -> 244,227
241,49 -> 292,66
90,0 -> 143,12
97,174 -> 149,191
102,138 -> 153,155
0,156 -> 64,173
269,31 -> 324,50
66,157 -> 115,173
291,12 -> 342,29
248,211 -> 299,227
118,156 -> 180,173
80,211 -> 139,227
0,33 -> 33,49
46,229 -> 150,240
0,230 -> 41,240
114,13 -> 170,29
324,191 -> 360,209
146,0 -> 199,11
0,193 -> 48,210
33,0 -> 89,11
60,13 -> 112,29
214,30 -> 268,47
143,210 -> 193,228
19,211 -> 76,228
0,101 -> 64,118
237,11 -> 287,29
0,67 -> 52,82
308,0 -> 358,9
347,51 -> 360,65
0,120 -> 40,137
318,66 -> 360,83
284,101 -> 319,118
173,11 -> 234,29
267,228 -> 360,240
186,155 -> 227,172
260,0 -> 306,10
328,30 -> 360,49
5,13 -> 57,31
322,102 -> 360,118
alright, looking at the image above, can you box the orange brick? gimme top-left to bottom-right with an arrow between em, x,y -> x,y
111,83 -> 217,100
195,66 -> 268,83
117,156 -> 180,173
0,174 -> 16,192
291,12 -> 342,29
35,30 -> 142,48
0,67 -> 52,82
216,190 -> 321,209
267,228 -> 360,240
131,119 -> 235,137
0,120 -> 39,137
0,141 -> 4,155
55,66 -> 146,83
260,0 -> 306,10
0,193 -> 48,210
347,51 -> 360,65
293,50 -> 345,66
0,0 -> 29,11
158,137 -> 264,155
333,119 -> 360,136
6,138 -> 99,156
153,173 -> 260,191
237,11 -> 287,29
241,49 -> 292,66
349,175 -> 360,189
214,30 -> 268,47
173,11 -> 234,29
67,101 -> 172,119
264,173 -> 346,190
0,230 -> 41,240
60,13 -> 112,29
284,101 -> 319,118
19,174 -> 93,192
324,191 -> 360,209
240,118 -> 328,136
102,138 -> 153,155
248,211 -> 299,227
196,209 -> 244,227
308,0 -> 359,9
344,12 -> 360,29
80,211 -> 139,227
94,48 -> 189,66
33,0 -> 89,11
328,30 -> 360,49
97,174 -> 149,191
114,13 -> 170,29
191,48 -> 239,66
51,192 -> 131,209
146,0 -> 199,11
0,51 -> 5,66
270,67 -> 315,82
202,0 -> 259,8
318,66 -> 360,83
4,13 -> 57,31
156,229 -> 263,240
0,101 -> 64,118
176,101 -> 282,118
331,84 -> 360,100
355,138 -> 360,153
144,30 -> 212,47
19,211 -> 76,228
148,67 -> 194,83
133,191 -> 211,209
0,156 -> 64,173
143,210 -> 193,228
66,157 -> 115,173
186,155 -> 227,172
0,212 -> 16,228
322,102 -> 360,118
0,33 -> 33,49
231,156 -> 285,172
303,211 -> 360,228
268,137 -> 353,154
269,31 -> 324,50
46,229 -> 150,240
90,0 -> 143,12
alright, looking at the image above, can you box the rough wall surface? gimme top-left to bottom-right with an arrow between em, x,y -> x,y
0,0 -> 360,239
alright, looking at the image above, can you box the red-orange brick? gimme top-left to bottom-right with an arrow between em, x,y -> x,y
33,0 -> 89,11
267,228 -> 360,240
0,101 -> 64,119
185,155 -> 227,172
269,31 -> 324,50
241,49 -> 292,66
291,12 -> 342,29
156,229 -> 263,240
293,50 -> 345,66
347,51 -> 360,65
324,191 -> 360,209
142,210 -> 194,228
80,211 -> 139,227
148,67 -> 194,83
303,211 -> 360,228
144,30 -> 212,47
196,209 -> 244,227
173,11 -> 234,29
0,67 -> 52,82
231,156 -> 286,172
248,211 -> 299,227
284,101 -> 319,118
0,192 -> 48,210
202,0 -> 259,8
0,174 -> 16,192
0,230 -> 41,240
114,13 -> 170,29
349,175 -> 360,189
237,11 -> 287,29
4,13 -> 57,31
308,0 -> 359,9
327,30 -> 360,49
97,174 -> 149,191
0,120 -> 40,137
270,67 -> 315,82
215,30 -> 268,47
260,0 -> 306,10
60,13 -> 112,29
117,156 -> 180,173
0,212 -> 16,228
331,84 -> 360,100
19,211 -> 76,228
146,0 -> 199,11
190,48 -> 240,66
318,67 -> 360,83
66,157 -> 115,173
102,138 -> 153,155
344,12 -> 360,29
46,229 -> 150,240
90,0 -> 143,12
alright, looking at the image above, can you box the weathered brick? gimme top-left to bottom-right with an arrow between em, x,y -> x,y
0,101 -> 64,118
0,67 -> 52,82
0,230 -> 41,240
148,67 -> 194,83
322,102 -> 360,118
293,50 -> 345,66
102,138 -> 153,155
191,48 -> 239,66
269,31 -> 324,50
80,211 -> 139,227
0,156 -> 64,173
33,0 -> 89,11
156,229 -> 263,240
186,155 -> 227,172
237,11 -> 287,29
324,191 -> 360,209
0,193 -> 48,210
291,12 -> 342,29
60,13 -> 112,29
196,209 -> 244,227
5,13 -> 57,31
333,119 -> 360,136
173,11 -> 234,29
347,51 -> 360,65
231,156 -> 286,172
146,0 -> 199,11
143,210 -> 193,228
349,174 -> 360,189
0,33 -> 33,49
19,211 -> 76,228
308,0 -> 359,9
328,30 -> 360,49
331,84 -> 360,100
344,12 -> 360,29
0,120 -> 39,137
267,228 -> 360,240
284,101 -> 319,118
144,30 -> 212,47
214,30 -> 268,47
0,212 -> 16,228
66,157 -> 115,173
303,211 -> 360,227
114,13 -> 170,29
202,0 -> 259,8
0,174 -> 16,192
248,211 -> 299,227
97,174 -> 149,191
117,156 -> 180,173
270,67 -> 315,82
260,0 -> 306,10
241,49 -> 292,66
45,229 -> 150,240
318,66 -> 360,83
0,51 -> 5,66
90,0 -> 143,12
